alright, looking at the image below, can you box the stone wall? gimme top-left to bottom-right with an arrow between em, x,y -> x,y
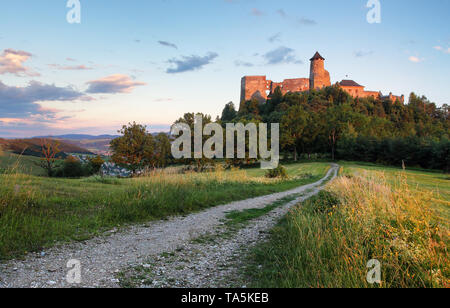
241,76 -> 310,103
309,58 -> 331,90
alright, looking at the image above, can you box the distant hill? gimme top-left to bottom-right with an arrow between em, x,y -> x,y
31,133 -> 169,156
0,138 -> 94,158
34,134 -> 119,140
31,134 -> 120,155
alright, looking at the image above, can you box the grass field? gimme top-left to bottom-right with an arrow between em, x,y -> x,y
0,151 -> 46,176
246,162 -> 449,288
0,160 -> 330,260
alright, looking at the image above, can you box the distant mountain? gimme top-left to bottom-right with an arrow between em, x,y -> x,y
29,133 -> 170,156
1,138 -> 94,157
34,134 -> 120,140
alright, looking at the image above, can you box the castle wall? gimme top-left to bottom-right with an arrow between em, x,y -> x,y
275,78 -> 310,94
241,77 -> 310,102
240,76 -> 270,103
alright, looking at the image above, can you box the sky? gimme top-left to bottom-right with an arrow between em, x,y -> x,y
0,0 -> 449,138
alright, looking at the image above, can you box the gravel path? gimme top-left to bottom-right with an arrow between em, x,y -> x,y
0,164 -> 338,288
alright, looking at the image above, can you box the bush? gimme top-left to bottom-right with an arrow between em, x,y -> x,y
89,155 -> 105,174
265,165 -> 288,179
82,175 -> 121,185
55,156 -> 85,178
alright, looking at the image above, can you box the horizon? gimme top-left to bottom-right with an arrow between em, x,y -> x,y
1,0 -> 449,138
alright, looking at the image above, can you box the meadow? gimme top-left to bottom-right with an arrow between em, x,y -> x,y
246,162 -> 449,288
0,155 -> 330,260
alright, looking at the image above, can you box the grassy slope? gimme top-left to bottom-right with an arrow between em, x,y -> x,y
247,162 -> 449,288
338,161 -> 450,223
0,162 -> 330,260
0,151 -> 47,176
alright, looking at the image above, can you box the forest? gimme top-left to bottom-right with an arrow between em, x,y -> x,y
219,85 -> 449,172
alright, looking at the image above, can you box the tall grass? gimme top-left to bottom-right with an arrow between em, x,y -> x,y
0,163 -> 328,260
247,170 -> 449,288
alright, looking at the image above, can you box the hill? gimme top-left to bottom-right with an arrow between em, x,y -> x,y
0,151 -> 47,176
34,134 -> 119,140
0,138 -> 93,157
32,133 -> 168,156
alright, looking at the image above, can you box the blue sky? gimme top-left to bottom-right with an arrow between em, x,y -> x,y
0,0 -> 449,137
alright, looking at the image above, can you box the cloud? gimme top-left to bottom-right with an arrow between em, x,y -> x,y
234,60 -> 254,67
166,52 -> 218,74
408,56 -> 423,63
276,9 -> 287,18
251,8 -> 264,16
264,47 -> 302,65
86,74 -> 147,94
268,32 -> 282,43
0,81 -> 86,118
354,50 -> 374,58
298,17 -> 317,25
158,40 -> 178,49
433,46 -> 450,54
48,64 -> 93,70
0,49 -> 39,76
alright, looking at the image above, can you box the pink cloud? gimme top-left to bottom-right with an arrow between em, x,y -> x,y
86,74 -> 147,94
0,49 -> 40,76
48,64 -> 93,70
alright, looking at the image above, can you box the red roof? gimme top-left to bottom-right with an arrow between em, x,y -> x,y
339,80 -> 364,87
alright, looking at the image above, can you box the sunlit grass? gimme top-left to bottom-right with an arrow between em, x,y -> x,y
247,164 -> 449,288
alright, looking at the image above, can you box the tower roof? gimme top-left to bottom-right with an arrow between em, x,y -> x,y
310,51 -> 325,61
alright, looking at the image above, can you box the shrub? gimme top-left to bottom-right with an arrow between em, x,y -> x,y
82,175 -> 121,185
55,155 -> 85,178
265,165 -> 288,179
89,155 -> 105,174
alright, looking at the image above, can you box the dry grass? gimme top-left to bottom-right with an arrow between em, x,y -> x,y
328,171 -> 448,287
247,168 -> 449,288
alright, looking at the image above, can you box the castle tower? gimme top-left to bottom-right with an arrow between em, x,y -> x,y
309,52 -> 331,90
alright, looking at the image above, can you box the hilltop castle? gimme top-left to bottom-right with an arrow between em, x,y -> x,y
240,52 -> 404,103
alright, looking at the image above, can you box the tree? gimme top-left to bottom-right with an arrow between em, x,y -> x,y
153,133 -> 172,168
60,155 -> 84,178
281,105 -> 308,161
221,102 -> 237,122
110,122 -> 155,175
37,139 -> 61,177
173,113 -> 214,171
325,105 -> 351,160
89,155 -> 105,174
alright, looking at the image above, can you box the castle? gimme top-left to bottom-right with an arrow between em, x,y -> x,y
240,52 -> 404,103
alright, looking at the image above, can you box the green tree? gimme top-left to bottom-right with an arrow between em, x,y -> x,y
89,155 -> 105,174
110,122 -> 155,175
173,113 -> 213,172
221,102 -> 237,122
153,133 -> 172,168
281,105 -> 308,161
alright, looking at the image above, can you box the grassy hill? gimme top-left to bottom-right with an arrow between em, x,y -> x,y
246,162 -> 449,288
0,138 -> 93,158
0,151 -> 47,176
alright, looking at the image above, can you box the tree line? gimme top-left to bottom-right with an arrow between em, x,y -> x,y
225,85 -> 449,172
108,85 -> 449,174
